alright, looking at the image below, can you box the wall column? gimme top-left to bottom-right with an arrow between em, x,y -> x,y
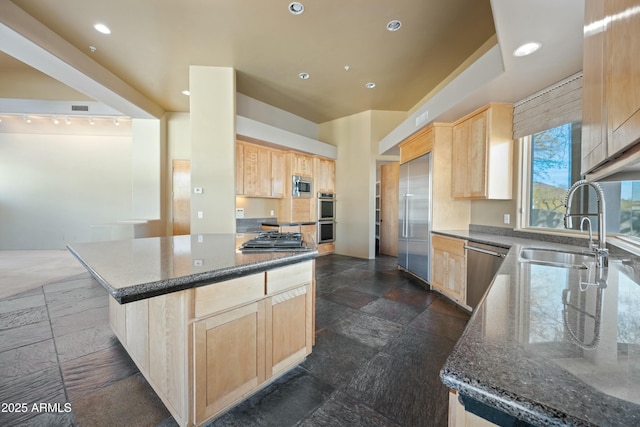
189,66 -> 236,234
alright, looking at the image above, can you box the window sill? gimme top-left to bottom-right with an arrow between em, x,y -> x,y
608,235 -> 640,257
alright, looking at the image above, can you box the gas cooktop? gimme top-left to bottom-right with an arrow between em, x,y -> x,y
240,231 -> 306,251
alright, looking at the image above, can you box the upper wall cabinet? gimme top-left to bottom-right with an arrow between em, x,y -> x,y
314,157 -> 335,193
451,103 -> 513,200
236,141 -> 285,198
582,0 -> 640,176
291,153 -> 314,178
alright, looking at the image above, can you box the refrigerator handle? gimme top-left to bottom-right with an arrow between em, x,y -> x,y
403,196 -> 410,237
400,194 -> 407,238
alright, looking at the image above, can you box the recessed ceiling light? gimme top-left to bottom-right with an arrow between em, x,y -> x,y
89,46 -> 97,53
344,65 -> 350,71
387,20 -> 402,31
93,23 -> 111,35
182,90 -> 190,96
299,72 -> 310,80
513,42 -> 542,57
289,2 -> 304,15
365,82 -> 376,89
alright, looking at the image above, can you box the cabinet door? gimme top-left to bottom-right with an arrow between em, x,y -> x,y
431,235 -> 467,304
236,142 -> 245,195
292,154 -> 314,178
581,0 -> 608,174
271,150 -> 286,198
431,247 -> 446,294
315,158 -> 335,193
468,111 -> 488,198
606,0 -> 640,157
451,104 -> 512,200
444,252 -> 466,303
267,285 -> 312,377
243,145 -> 271,196
194,301 -> 266,423
452,121 -> 470,198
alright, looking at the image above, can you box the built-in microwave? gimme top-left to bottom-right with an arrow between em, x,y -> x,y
292,175 -> 312,198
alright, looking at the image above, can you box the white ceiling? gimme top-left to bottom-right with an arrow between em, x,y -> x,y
0,0 -> 585,141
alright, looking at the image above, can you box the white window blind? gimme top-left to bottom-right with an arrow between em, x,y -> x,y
513,72 -> 583,139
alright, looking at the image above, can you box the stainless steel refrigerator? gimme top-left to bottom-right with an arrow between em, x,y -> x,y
398,153 -> 432,282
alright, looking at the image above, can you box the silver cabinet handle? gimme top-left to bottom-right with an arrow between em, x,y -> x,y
464,245 -> 506,258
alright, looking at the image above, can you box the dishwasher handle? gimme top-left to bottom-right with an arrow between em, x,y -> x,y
464,245 -> 506,258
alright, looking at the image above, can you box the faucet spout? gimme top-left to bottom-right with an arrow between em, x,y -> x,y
580,217 -> 594,251
564,179 -> 608,267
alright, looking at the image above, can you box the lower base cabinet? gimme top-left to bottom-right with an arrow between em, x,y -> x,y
194,300 -> 267,423
109,260 -> 315,427
431,235 -> 467,305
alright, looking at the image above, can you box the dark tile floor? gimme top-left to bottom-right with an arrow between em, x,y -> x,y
0,254 -> 470,427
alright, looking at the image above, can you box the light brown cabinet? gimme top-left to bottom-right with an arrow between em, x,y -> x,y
244,143 -> 271,196
314,157 -> 335,193
291,153 -> 314,178
271,150 -> 286,198
194,300 -> 267,423
581,0 -> 607,174
109,261 -> 315,427
236,141 -> 285,198
431,235 -> 467,304
451,103 -> 513,200
582,0 -> 640,176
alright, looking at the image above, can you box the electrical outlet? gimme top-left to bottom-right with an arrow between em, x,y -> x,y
193,187 -> 203,194
197,211 -> 203,219
193,259 -> 203,267
503,213 -> 511,225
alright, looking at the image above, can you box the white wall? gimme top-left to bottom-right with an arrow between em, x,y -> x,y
189,66 -> 237,234
320,111 -> 374,259
0,132 -> 133,249
132,118 -> 162,220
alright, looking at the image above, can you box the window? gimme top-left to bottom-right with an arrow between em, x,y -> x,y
522,122 -> 640,240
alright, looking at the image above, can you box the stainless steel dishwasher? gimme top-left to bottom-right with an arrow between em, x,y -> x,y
465,241 -> 508,309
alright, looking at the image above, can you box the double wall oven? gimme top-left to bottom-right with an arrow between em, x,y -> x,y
317,192 -> 335,243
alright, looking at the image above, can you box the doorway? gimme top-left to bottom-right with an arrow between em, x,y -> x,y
172,159 -> 191,235
379,162 -> 399,256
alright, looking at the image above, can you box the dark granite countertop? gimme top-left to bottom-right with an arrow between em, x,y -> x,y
67,233 -> 317,304
437,228 -> 640,426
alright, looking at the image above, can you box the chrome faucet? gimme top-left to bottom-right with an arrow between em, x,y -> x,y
580,217 -> 595,251
564,179 -> 608,267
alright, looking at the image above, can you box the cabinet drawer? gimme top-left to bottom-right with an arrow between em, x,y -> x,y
432,235 -> 466,257
195,273 -> 265,318
266,261 -> 313,294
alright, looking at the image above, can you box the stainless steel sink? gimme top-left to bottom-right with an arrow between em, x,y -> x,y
519,247 -> 596,269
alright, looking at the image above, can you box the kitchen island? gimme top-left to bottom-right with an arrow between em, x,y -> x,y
67,233 -> 317,427
437,229 -> 640,426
